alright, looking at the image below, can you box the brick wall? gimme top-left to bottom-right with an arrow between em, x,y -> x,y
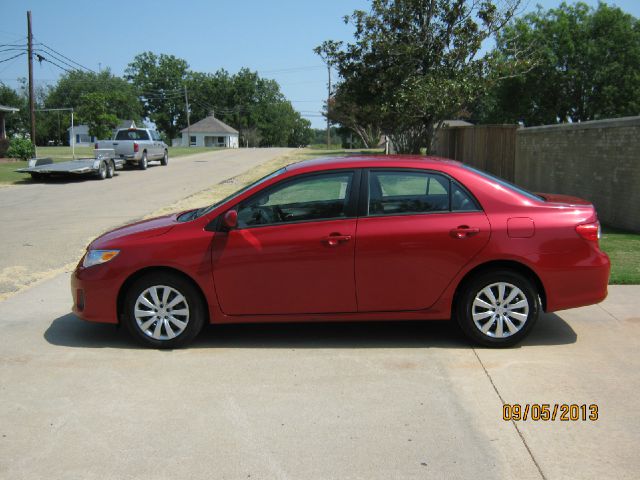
515,117 -> 640,232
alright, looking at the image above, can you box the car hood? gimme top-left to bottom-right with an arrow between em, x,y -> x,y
90,214 -> 178,248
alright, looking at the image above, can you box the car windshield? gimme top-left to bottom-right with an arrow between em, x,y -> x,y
179,167 -> 287,221
463,165 -> 544,202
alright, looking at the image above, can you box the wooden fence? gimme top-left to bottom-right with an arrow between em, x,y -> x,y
433,124 -> 518,181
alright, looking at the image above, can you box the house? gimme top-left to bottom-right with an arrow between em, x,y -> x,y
180,115 -> 239,148
115,120 -> 137,132
0,104 -> 19,140
67,124 -> 96,146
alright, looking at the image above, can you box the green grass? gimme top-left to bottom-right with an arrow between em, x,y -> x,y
600,227 -> 640,284
0,160 -> 34,184
34,145 -> 94,159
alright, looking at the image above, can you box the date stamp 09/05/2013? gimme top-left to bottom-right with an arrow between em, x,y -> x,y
503,403 -> 599,422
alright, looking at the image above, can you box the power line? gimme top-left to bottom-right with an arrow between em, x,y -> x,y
0,52 -> 26,64
0,47 -> 27,53
35,40 -> 96,73
34,49 -> 84,74
257,65 -> 324,74
40,56 -> 75,74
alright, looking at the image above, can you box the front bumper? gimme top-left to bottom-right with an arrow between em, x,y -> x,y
71,262 -> 123,324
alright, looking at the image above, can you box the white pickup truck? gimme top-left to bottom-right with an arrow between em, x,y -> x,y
96,128 -> 168,170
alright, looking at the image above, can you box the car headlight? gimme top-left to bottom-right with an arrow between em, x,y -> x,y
83,249 -> 120,268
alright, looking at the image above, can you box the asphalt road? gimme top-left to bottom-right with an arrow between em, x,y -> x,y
0,275 -> 638,479
0,148 -> 291,297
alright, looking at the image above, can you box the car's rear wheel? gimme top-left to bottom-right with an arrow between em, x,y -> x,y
455,270 -> 540,347
139,152 -> 148,170
123,273 -> 205,348
161,150 -> 168,166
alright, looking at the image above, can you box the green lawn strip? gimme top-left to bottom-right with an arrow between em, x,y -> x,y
600,227 -> 640,284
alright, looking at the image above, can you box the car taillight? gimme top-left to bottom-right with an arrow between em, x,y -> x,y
133,142 -> 139,153
576,222 -> 601,242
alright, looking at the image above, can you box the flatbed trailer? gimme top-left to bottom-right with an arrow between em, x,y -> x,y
16,149 -> 122,181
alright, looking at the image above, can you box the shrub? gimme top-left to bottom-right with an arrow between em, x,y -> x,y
6,138 -> 35,161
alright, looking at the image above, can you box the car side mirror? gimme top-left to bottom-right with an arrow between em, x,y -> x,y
222,210 -> 238,229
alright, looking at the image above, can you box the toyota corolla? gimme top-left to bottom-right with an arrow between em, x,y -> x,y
71,156 -> 610,348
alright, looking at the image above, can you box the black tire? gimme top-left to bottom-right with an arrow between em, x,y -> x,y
454,270 -> 540,348
139,151 -> 148,170
161,149 -> 169,166
106,160 -> 115,178
30,172 -> 43,181
96,161 -> 107,180
123,272 -> 206,349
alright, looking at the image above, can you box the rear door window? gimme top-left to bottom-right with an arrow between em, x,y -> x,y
368,170 -> 480,215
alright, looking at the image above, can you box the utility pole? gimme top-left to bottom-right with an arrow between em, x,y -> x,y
326,62 -> 331,149
184,85 -> 191,147
27,11 -> 36,154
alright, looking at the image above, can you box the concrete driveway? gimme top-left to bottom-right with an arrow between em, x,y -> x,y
0,274 -> 638,479
0,148 -> 291,298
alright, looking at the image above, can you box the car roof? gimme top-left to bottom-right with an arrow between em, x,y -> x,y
285,155 -> 463,174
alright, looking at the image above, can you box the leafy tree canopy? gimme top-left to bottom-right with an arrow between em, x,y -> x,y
125,52 -> 189,140
316,0 -> 523,153
475,2 -> 640,125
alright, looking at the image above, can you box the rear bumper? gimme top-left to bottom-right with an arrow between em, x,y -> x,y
539,249 -> 610,312
71,262 -> 122,324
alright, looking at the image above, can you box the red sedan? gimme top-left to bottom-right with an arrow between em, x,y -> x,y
71,156 -> 610,348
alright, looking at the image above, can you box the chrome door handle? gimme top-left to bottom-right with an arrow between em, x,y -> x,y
323,234 -> 352,247
450,226 -> 480,239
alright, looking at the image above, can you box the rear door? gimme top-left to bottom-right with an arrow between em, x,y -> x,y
355,169 -> 490,312
212,170 -> 359,315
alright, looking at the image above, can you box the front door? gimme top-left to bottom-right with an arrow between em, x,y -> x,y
212,170 -> 359,315
355,169 -> 491,312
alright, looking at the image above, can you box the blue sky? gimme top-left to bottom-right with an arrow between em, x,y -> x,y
1,0 -> 639,128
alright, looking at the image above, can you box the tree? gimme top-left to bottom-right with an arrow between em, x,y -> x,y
316,0 -> 523,153
76,92 -> 119,139
45,70 -> 141,144
475,2 -> 640,125
0,83 -> 26,137
326,92 -> 382,148
125,52 -> 190,140
186,67 -> 310,147
288,116 -> 314,147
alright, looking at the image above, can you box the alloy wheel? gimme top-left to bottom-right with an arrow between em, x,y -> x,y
134,285 -> 190,340
471,282 -> 529,338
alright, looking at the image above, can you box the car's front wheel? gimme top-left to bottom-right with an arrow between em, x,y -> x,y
123,273 -> 205,348
455,270 -> 540,347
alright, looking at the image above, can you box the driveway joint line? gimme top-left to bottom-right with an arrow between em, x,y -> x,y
596,302 -> 619,322
472,347 -> 547,480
